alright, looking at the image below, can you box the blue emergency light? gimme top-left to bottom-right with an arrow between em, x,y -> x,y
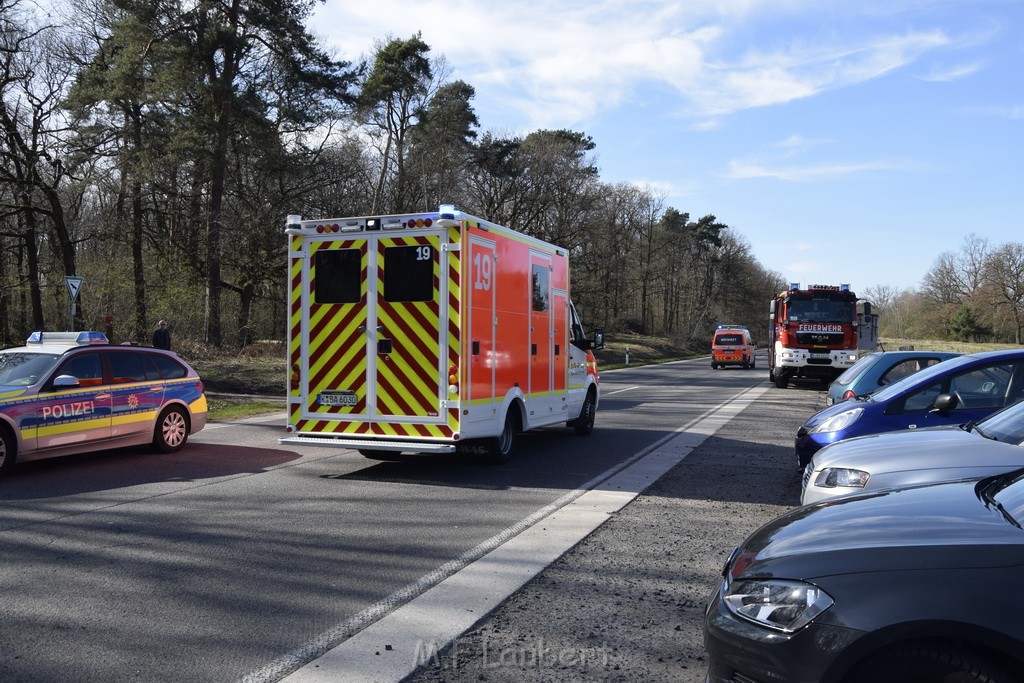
27,331 -> 109,346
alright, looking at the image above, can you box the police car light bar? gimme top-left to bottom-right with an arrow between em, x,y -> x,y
27,331 -> 109,346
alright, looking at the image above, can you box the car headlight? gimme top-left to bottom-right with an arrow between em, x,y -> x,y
813,467 -> 870,489
809,407 -> 863,434
723,579 -> 834,633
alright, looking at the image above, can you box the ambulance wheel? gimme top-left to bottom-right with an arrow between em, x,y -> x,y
483,411 -> 518,464
750,357 -> 756,369
0,425 -> 16,475
573,389 -> 597,436
711,363 -> 718,369
153,406 -> 189,453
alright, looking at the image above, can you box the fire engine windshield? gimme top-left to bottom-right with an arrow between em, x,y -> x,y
785,299 -> 855,323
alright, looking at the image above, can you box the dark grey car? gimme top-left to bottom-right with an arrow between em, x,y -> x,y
705,470 -> 1024,682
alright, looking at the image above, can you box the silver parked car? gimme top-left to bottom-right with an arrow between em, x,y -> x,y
801,397 -> 1024,505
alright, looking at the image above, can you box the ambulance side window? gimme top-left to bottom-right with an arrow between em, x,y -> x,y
384,245 -> 433,302
52,353 -> 103,389
315,249 -> 362,304
532,265 -> 549,312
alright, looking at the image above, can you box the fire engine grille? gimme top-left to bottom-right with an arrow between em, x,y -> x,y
796,332 -> 844,345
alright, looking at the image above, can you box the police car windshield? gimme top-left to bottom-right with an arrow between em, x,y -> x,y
0,351 -> 60,387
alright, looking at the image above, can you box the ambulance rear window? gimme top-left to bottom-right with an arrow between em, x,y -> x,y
384,245 -> 433,302
315,249 -> 362,304
715,334 -> 743,345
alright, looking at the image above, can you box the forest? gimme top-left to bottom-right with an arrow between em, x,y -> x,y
2,0 -> 1022,352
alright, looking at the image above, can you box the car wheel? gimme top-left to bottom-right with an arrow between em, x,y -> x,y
0,425 -> 16,475
483,411 -> 517,464
572,389 -> 597,436
847,643 -> 1012,683
153,406 -> 189,453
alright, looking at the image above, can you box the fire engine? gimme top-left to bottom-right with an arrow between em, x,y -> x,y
279,205 -> 604,462
767,283 -> 877,389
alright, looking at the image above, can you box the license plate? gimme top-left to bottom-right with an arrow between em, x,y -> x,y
318,392 -> 357,406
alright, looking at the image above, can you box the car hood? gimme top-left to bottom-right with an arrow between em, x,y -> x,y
811,426 -> 1024,474
732,479 -> 1024,581
0,386 -> 29,400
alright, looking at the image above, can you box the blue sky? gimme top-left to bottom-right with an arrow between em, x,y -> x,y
311,0 -> 1022,293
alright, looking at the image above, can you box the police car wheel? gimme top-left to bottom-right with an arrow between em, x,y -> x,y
153,406 -> 189,453
0,426 -> 15,474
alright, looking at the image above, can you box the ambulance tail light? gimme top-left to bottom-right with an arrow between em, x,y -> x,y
448,364 -> 459,395
406,217 -> 433,228
290,364 -> 300,391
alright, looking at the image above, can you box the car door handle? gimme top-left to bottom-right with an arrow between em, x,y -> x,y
95,393 -> 111,400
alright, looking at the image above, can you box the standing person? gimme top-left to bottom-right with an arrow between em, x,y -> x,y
153,320 -> 171,350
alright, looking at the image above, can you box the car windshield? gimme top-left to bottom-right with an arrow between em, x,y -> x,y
975,400 -> 1024,445
0,350 -> 60,386
833,353 -> 880,387
983,469 -> 1024,526
870,354 -> 975,403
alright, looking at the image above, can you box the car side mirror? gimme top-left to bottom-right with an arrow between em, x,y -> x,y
52,374 -> 80,388
932,393 -> 958,413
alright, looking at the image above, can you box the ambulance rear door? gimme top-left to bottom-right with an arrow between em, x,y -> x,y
297,228 -> 451,433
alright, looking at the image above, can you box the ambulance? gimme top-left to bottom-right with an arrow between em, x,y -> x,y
279,205 -> 604,462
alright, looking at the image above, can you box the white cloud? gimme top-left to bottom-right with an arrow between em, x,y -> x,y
725,158 -> 914,181
311,0 -> 965,128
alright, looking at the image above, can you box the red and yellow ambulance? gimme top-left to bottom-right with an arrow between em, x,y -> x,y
280,205 -> 603,462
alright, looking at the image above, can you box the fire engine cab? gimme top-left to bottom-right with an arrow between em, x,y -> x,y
279,205 -> 604,462
768,283 -> 876,389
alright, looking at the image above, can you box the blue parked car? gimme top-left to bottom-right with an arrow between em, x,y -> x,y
796,348 -> 1024,468
826,350 -> 960,405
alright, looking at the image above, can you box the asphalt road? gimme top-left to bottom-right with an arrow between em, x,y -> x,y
0,354 -> 823,682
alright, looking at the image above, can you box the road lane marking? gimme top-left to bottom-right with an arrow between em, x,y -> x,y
241,384 -> 770,683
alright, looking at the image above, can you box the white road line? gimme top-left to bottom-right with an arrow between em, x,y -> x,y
601,385 -> 640,396
241,385 -> 769,683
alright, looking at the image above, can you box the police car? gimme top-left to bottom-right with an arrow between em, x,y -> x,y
0,331 -> 207,476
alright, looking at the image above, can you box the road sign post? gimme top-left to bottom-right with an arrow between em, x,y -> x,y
65,276 -> 84,331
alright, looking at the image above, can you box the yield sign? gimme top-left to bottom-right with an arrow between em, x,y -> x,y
65,276 -> 84,302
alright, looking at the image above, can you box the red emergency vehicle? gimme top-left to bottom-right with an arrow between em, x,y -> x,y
279,205 -> 604,462
768,283 -> 877,388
